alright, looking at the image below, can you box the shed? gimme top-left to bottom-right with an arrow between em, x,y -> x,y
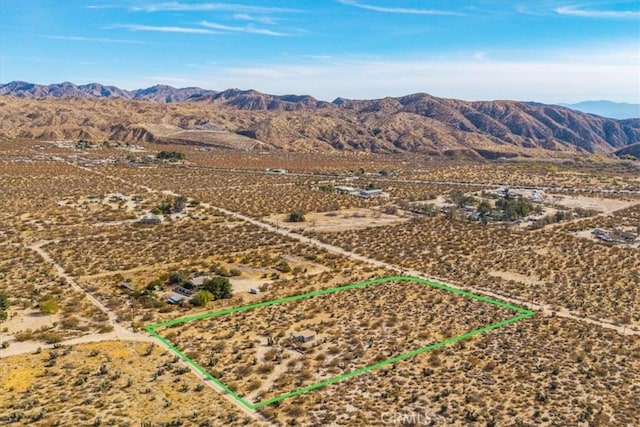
140,213 -> 163,224
166,294 -> 186,304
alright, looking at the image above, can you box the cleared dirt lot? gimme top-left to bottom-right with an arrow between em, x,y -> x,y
264,207 -> 408,232
548,194 -> 636,213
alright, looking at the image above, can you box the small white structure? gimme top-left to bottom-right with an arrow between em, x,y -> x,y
359,189 -> 383,198
335,186 -> 357,194
250,287 -> 260,295
531,190 -> 544,203
120,282 -> 135,292
140,213 -> 163,224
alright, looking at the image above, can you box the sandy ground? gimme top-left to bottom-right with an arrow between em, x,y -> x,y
0,327 -> 153,358
0,309 -> 61,355
231,277 -> 270,294
230,257 -> 329,294
264,208 -> 408,232
489,270 -> 545,286
547,194 -> 636,213
421,195 -> 454,208
0,308 -> 59,336
246,338 -> 303,402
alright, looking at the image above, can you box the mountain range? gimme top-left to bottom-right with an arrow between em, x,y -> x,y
0,81 -> 332,109
1,81 -> 639,158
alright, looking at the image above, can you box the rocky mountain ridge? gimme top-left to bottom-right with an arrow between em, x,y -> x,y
2,81 -> 639,158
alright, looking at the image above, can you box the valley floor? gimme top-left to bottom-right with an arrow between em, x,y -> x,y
1,140 -> 639,426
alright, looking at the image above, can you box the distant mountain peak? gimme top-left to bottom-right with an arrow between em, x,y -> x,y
559,100 -> 640,120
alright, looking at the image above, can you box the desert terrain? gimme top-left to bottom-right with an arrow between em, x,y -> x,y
1,130 -> 639,426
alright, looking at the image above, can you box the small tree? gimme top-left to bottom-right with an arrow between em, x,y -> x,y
476,200 -> 493,224
449,190 -> 475,208
168,272 -> 186,285
365,182 -> 379,190
202,277 -> 232,300
154,200 -> 172,215
287,210 -> 306,222
0,293 -> 10,311
39,298 -> 59,315
172,196 -> 188,213
0,293 -> 9,321
191,290 -> 214,307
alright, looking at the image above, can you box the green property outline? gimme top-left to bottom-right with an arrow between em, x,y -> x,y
145,276 -> 535,410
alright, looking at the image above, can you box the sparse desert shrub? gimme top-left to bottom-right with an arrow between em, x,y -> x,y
14,329 -> 35,341
38,297 -> 59,314
287,210 -> 305,222
257,363 -> 274,375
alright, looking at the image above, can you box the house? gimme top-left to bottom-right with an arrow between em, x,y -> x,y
291,329 -> 316,343
166,294 -> 186,304
187,275 -> 209,289
359,189 -> 383,198
140,213 -> 163,224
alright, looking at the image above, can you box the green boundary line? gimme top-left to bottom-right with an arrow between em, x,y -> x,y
145,276 -> 535,410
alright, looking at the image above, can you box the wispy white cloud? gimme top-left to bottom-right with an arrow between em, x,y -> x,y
41,35 -> 148,44
199,21 -> 290,36
338,0 -> 458,16
131,2 -> 299,13
233,13 -> 280,24
556,5 -> 640,19
109,24 -> 218,34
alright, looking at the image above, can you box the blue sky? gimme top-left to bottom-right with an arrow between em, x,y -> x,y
1,0 -> 638,102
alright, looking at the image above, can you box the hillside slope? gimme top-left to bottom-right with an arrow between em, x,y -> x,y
1,83 -> 639,157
